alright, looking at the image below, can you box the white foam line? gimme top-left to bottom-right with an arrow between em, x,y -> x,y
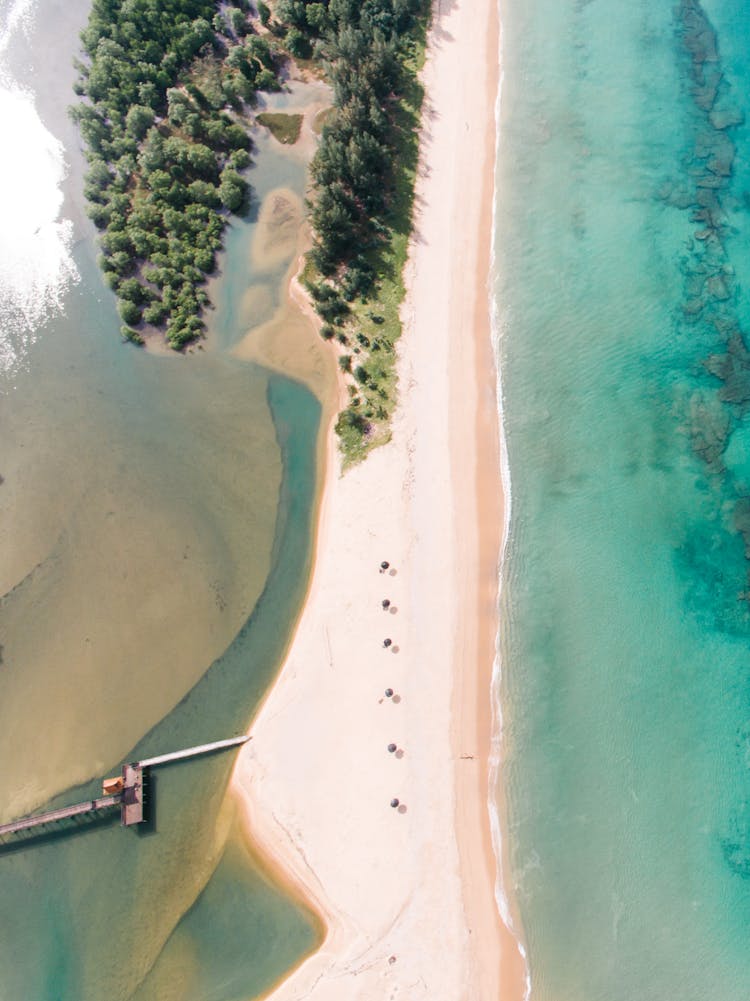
487,2 -> 532,999
0,0 -> 79,378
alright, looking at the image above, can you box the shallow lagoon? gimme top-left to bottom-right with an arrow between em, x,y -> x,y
0,0 -> 327,996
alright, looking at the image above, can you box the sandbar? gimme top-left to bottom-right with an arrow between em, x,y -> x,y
232,0 -> 527,996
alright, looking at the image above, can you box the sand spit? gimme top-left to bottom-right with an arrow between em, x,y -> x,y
232,0 -> 527,996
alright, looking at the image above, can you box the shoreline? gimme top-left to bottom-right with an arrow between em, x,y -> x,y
446,2 -> 528,993
231,0 -> 527,996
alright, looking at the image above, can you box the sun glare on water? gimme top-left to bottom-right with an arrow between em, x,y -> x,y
0,0 -> 79,377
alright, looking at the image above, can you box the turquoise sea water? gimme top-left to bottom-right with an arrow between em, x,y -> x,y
498,1 -> 750,998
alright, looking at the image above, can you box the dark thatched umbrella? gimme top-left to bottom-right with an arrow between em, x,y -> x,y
383,638 -> 392,648
388,743 -> 397,753
390,798 -> 400,808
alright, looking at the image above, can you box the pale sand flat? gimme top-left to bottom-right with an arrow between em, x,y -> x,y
231,0 -> 528,997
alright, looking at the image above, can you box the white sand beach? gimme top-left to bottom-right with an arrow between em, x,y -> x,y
232,0 -> 527,996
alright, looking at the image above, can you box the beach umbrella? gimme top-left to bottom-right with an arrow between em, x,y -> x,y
385,688 -> 394,698
382,599 -> 391,609
383,638 -> 392,648
380,561 -> 390,572
390,798 -> 400,808
388,743 -> 397,753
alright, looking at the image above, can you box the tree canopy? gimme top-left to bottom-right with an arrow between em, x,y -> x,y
275,0 -> 426,283
72,0 -> 282,348
273,0 -> 429,460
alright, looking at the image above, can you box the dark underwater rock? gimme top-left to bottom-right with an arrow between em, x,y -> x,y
707,275 -> 731,301
688,390 -> 729,467
705,335 -> 750,404
710,106 -> 745,130
707,133 -> 735,176
696,174 -> 725,189
693,70 -> 722,111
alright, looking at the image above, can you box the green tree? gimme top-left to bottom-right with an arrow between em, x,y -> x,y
145,168 -> 172,195
229,147 -> 250,170
166,87 -> 193,125
228,8 -> 249,36
218,167 -> 247,211
246,35 -> 274,69
286,26 -> 312,59
118,298 -> 142,325
224,122 -> 251,150
195,246 -> 216,272
305,3 -> 329,33
138,129 -> 166,172
137,80 -> 159,107
128,226 -> 155,256
255,67 -> 279,91
143,300 -> 168,325
187,179 -> 220,207
86,158 -> 113,190
276,0 -> 307,29
226,45 -> 250,73
87,202 -> 111,228
121,326 -> 145,345
125,103 -> 154,139
117,277 -> 149,303
186,141 -> 219,178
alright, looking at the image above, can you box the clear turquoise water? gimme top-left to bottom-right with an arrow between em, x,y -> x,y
497,1 -> 750,998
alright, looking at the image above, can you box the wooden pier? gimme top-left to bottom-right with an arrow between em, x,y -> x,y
0,734 -> 250,841
137,735 -> 249,769
121,763 -> 144,826
0,795 -> 120,838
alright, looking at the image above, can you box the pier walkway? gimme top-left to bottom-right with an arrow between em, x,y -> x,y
0,734 -> 250,842
137,735 -> 249,768
0,795 -> 120,838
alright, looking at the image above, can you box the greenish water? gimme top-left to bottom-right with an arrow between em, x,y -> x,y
0,0 -> 324,997
497,1 -> 750,998
211,80 -> 327,355
0,374 -> 322,1001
